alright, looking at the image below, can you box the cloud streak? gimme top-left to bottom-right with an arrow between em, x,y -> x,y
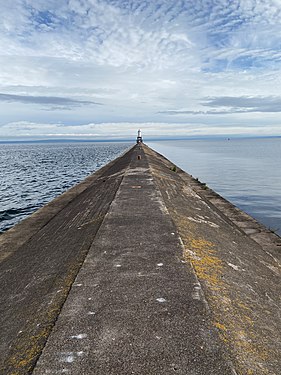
203,96 -> 281,113
0,93 -> 102,107
159,96 -> 281,115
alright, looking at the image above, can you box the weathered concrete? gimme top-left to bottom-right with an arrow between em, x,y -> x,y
1,143 -> 281,375
32,145 -> 234,375
144,145 -> 281,375
0,146 -> 134,374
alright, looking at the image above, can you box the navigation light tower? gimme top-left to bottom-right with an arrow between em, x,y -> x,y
136,129 -> 143,144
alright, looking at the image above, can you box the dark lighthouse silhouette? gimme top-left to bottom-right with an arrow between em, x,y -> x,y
136,129 -> 143,144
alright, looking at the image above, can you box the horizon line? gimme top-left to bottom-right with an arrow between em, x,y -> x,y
0,135 -> 280,144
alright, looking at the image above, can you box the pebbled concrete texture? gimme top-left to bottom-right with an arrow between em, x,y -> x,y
1,143 -> 281,375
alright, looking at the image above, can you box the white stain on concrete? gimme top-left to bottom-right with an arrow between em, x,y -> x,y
60,351 -> 84,365
178,237 -> 184,247
227,263 -> 240,271
260,260 -> 280,276
65,355 -> 74,363
192,284 -> 202,300
187,216 -> 219,228
266,264 -> 280,276
71,333 -> 87,339
151,194 -> 170,215
156,298 -> 167,303
186,248 -> 201,261
60,353 -> 75,363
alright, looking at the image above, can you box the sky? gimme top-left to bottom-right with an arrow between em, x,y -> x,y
1,0 -> 281,140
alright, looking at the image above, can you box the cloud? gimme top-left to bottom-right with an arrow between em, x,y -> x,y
202,96 -> 281,113
0,93 -> 102,107
158,96 -> 281,115
1,1 -> 281,138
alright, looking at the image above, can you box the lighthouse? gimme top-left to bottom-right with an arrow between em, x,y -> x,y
136,129 -> 143,144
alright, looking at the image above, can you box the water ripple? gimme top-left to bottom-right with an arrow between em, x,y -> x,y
0,142 -> 130,233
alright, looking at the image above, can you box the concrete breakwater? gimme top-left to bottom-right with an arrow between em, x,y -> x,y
0,144 -> 281,375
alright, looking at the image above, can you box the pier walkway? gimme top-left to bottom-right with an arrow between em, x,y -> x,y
1,144 -> 281,375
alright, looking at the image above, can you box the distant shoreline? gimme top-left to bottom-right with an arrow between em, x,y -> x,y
0,135 -> 280,144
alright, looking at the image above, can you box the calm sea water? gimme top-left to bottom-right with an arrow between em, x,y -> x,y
147,138 -> 281,236
0,142 -> 130,233
1,138 -> 280,236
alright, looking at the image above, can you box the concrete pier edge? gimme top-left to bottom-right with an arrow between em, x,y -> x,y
1,143 -> 280,375
143,144 -> 281,253
0,145 -> 134,264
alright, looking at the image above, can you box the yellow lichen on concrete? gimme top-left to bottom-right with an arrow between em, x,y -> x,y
3,261 -> 84,374
185,237 -> 223,288
8,327 -> 50,374
162,201 -> 270,374
214,322 -> 228,331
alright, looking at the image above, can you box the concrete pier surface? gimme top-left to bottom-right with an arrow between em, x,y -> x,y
1,144 -> 281,375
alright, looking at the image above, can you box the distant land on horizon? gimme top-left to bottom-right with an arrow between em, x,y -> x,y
0,135 -> 281,144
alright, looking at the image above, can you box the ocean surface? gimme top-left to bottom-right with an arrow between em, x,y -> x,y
0,142 -> 130,233
147,138 -> 281,236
